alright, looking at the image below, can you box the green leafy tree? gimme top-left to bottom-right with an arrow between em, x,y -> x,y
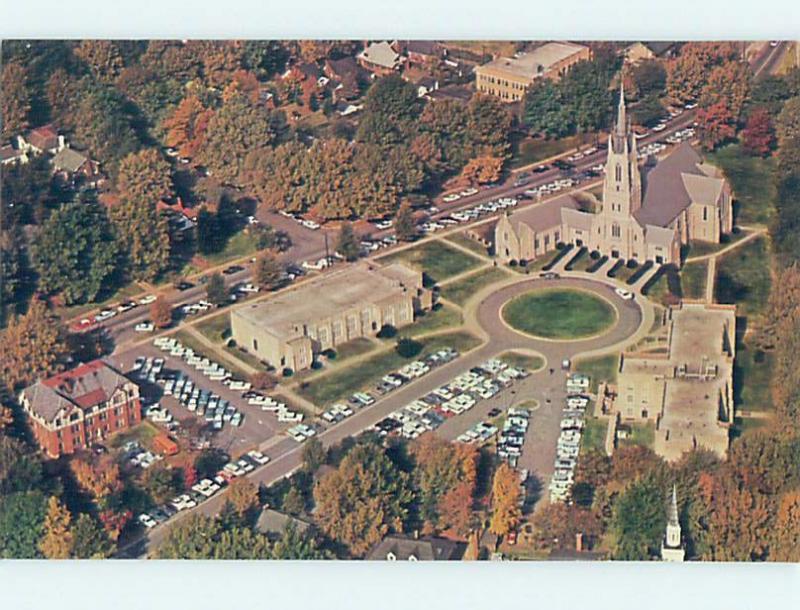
0,436 -> 44,495
154,513 -> 270,559
117,148 -> 174,205
301,437 -> 327,473
1,61 -> 30,139
272,523 -> 329,559
254,251 -> 284,290
70,513 -> 115,558
32,201 -> 120,305
282,486 -> 306,516
609,476 -> 667,560
0,228 -> 26,322
632,60 -> 667,97
143,465 -> 181,505
0,491 -> 47,558
632,94 -> 667,128
336,222 -> 360,261
206,272 -> 228,306
356,75 -> 421,146
72,84 -> 140,170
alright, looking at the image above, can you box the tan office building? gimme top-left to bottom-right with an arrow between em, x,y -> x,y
475,42 -> 591,101
615,302 -> 736,461
230,261 -> 432,371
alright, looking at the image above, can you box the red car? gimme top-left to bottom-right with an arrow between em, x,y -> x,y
70,318 -> 97,333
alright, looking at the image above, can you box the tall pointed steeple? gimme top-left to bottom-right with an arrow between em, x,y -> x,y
661,484 -> 685,562
615,79 -> 627,138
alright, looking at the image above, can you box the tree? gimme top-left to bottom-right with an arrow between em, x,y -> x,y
699,61 -> 751,123
771,490 -> 800,562
117,148 -> 174,205
696,101 -> 737,150
524,79 -> 572,138
1,61 -> 30,139
154,513 -> 271,559
632,94 -> 667,128
395,337 -> 422,358
254,252 -> 284,290
0,491 -> 47,558
301,437 -> 327,473
206,272 -> 228,306
271,522 -> 328,559
742,107 -> 776,156
70,513 -> 115,559
189,40 -> 245,88
194,448 -> 228,479
313,443 -> 413,556
776,96 -> 800,146
228,477 -> 259,516
162,95 -> 214,159
609,476 -> 666,560
143,464 -> 180,505
356,75 -> 421,146
70,457 -> 122,504
0,436 -> 44,495
150,296 -> 173,329
666,42 -> 739,104
336,222 -> 360,262
459,155 -> 504,185
250,371 -> 277,391
632,60 -> 667,97
32,201 -> 120,305
110,199 -> 171,283
489,463 -> 521,538
72,84 -> 140,170
282,486 -> 305,516
74,40 -> 124,83
196,92 -> 275,184
0,299 -> 68,392
1,227 -> 27,322
39,496 -> 72,559
531,503 -> 603,551
394,202 -> 417,242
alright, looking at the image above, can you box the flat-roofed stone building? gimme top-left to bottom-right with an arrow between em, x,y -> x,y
231,261 -> 432,371
495,84 -> 733,267
615,302 -> 736,461
475,42 -> 591,102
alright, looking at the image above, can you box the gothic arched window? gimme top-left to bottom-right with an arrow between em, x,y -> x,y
612,223 -> 621,238
615,163 -> 622,182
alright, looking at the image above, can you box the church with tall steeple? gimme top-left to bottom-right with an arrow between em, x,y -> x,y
495,83 -> 734,267
661,485 -> 686,562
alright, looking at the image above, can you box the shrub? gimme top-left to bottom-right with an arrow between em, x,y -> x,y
377,324 -> 397,339
626,259 -> 639,269
395,337 -> 423,358
509,260 -> 518,267
590,250 -> 601,260
311,361 -> 323,370
282,368 -> 294,378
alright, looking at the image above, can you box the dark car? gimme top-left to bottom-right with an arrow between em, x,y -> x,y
539,271 -> 560,279
487,408 -> 502,418
532,164 -> 550,173
175,281 -> 195,291
553,159 -> 574,171
222,265 -> 245,275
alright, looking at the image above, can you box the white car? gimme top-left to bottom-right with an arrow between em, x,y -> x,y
94,309 -> 116,322
135,321 -> 154,332
374,220 -> 393,230
615,287 -> 635,300
237,283 -> 260,293
138,294 -> 157,305
460,188 -> 478,197
246,450 -> 270,465
442,193 -> 460,203
138,514 -> 157,529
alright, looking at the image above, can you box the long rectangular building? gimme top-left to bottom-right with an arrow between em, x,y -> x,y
231,261 -> 432,372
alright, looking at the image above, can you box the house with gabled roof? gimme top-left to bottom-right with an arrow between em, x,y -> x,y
17,124 -> 66,155
366,534 -> 465,561
19,360 -> 142,458
357,41 -> 405,76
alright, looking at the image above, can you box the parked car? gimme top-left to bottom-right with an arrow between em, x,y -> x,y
135,321 -> 154,332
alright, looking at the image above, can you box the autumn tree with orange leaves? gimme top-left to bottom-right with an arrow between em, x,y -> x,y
162,96 -> 214,159
460,155 -> 504,185
38,496 -> 72,559
489,463 -> 521,538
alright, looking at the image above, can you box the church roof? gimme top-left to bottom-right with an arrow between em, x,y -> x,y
561,206 -> 594,231
668,485 -> 680,527
635,142 -> 705,227
681,172 -> 725,207
509,194 -> 578,233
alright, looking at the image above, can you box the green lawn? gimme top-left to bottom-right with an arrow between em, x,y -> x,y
609,262 -> 639,283
715,236 -> 771,321
618,421 -> 655,449
685,232 -> 747,259
441,267 -> 510,306
510,134 -> 589,169
298,331 -> 481,406
574,354 -> 620,393
564,247 -> 587,270
503,288 -> 616,339
380,240 -> 483,285
332,337 -> 376,362
581,417 -> 607,455
681,260 -> 708,300
203,231 -> 259,266
109,421 -> 159,450
405,304 -> 463,338
707,144 -> 777,225
196,313 -> 232,343
444,232 -> 490,258
733,342 -> 774,412
499,351 -> 545,372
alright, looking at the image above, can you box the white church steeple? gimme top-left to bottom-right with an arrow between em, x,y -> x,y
661,485 -> 685,562
602,80 -> 642,219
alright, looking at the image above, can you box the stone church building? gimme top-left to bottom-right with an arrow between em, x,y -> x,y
495,84 -> 733,266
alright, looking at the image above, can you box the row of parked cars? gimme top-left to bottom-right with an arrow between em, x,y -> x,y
549,373 -> 592,503
244,391 -> 305,425
496,407 -> 532,469
664,127 -> 696,146
449,196 -> 519,223
137,449 -> 270,529
72,294 -> 158,332
277,209 -> 321,230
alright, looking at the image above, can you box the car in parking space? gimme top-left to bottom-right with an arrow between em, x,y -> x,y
135,321 -> 154,332
139,514 -> 157,529
246,450 -> 270,465
175,281 -> 195,291
94,309 -> 117,322
223,264 -> 245,275
460,187 -> 478,197
615,287 -> 635,300
539,271 -> 560,279
138,294 -> 157,305
442,193 -> 460,203
374,219 -> 393,230
532,164 -> 549,173
117,301 -> 137,313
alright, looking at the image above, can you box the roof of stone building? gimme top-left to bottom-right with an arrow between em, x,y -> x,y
359,41 -> 402,69
561,206 -> 595,232
635,142 -> 721,228
366,535 -> 464,560
21,360 -> 132,422
233,261 -> 421,340
478,42 -> 588,80
52,148 -> 88,173
508,194 -> 578,233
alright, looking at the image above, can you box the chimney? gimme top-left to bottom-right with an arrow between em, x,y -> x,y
575,532 -> 583,553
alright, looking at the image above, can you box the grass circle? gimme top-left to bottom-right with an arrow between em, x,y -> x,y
502,288 -> 616,339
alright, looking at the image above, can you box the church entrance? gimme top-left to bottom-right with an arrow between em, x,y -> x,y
656,255 -> 664,264
611,249 -> 620,259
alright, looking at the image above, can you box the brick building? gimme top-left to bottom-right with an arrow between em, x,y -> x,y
19,360 -> 142,458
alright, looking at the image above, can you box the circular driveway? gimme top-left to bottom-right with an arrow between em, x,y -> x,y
476,276 -> 643,366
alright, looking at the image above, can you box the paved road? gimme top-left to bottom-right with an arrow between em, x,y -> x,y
122,274 -> 642,556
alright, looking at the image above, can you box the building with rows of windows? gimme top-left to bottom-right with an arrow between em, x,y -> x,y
231,261 -> 432,372
19,360 -> 142,459
495,84 -> 733,266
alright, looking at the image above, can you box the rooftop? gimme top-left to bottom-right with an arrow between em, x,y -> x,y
366,535 -> 465,561
478,42 -> 589,80
232,261 -> 421,340
507,194 -> 579,233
